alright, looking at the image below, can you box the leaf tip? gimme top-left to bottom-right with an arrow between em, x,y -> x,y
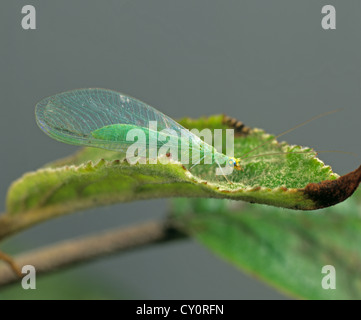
304,164 -> 361,208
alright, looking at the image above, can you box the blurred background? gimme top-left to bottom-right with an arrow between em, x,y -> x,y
0,0 -> 360,299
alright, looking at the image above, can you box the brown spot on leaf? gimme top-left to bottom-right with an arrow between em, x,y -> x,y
251,186 -> 262,191
222,114 -> 251,137
304,165 -> 361,208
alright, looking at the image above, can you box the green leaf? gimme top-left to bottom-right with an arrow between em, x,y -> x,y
171,190 -> 361,299
0,270 -> 121,300
4,114 -> 361,227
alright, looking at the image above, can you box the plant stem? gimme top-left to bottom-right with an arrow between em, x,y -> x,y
0,251 -> 22,278
0,220 -> 187,288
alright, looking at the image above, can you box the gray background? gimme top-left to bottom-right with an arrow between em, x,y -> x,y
0,0 -> 360,299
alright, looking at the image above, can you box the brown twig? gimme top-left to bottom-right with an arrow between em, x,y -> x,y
0,251 -> 22,277
0,220 -> 186,288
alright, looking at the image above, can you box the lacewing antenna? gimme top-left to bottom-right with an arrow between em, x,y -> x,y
314,150 -> 358,157
241,149 -> 357,161
241,108 -> 343,158
241,150 -> 316,161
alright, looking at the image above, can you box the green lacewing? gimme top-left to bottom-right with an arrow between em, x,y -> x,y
35,88 -> 238,177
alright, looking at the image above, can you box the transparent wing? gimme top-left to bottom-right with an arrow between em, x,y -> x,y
35,88 -> 203,151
